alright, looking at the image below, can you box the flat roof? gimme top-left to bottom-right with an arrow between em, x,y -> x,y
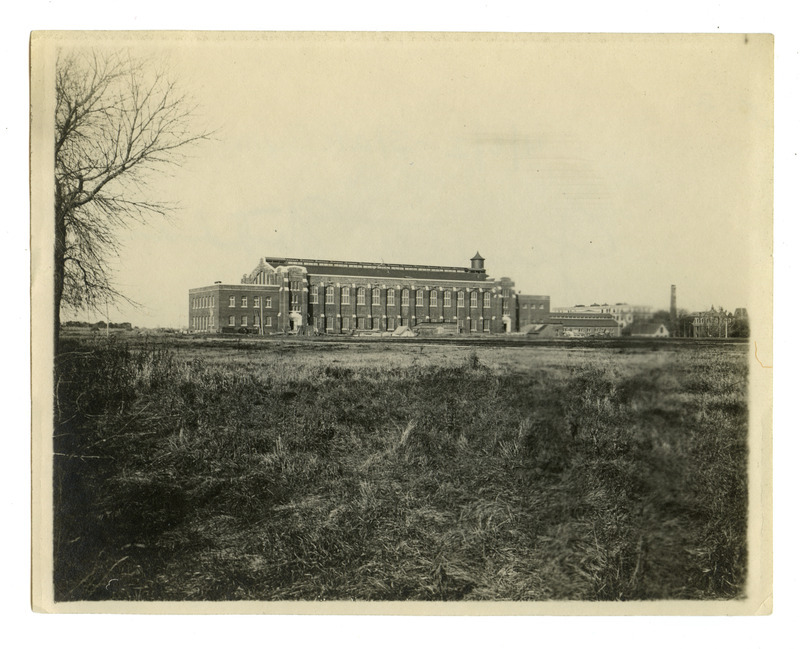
265,257 -> 487,281
189,284 -> 278,293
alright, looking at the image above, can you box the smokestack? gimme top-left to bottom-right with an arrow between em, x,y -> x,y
670,285 -> 677,321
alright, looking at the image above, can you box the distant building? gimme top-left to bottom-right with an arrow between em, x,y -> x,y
188,252 -> 547,335
690,306 -> 748,338
547,313 -> 621,338
628,322 -> 670,337
690,306 -> 732,338
551,302 -> 653,331
517,294 -> 550,332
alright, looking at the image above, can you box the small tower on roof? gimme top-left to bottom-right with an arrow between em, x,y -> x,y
470,251 -> 485,271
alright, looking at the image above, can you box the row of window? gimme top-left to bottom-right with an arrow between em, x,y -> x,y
521,304 -> 546,310
228,296 -> 273,308
228,315 -> 273,327
315,317 -> 494,332
252,271 -> 279,286
191,296 -> 215,309
192,316 -> 212,330
199,313 -> 502,332
308,287 -> 498,308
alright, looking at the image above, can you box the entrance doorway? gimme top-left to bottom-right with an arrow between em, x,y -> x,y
288,312 -> 303,332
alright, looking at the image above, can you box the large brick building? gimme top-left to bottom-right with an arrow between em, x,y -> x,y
189,252 -> 533,335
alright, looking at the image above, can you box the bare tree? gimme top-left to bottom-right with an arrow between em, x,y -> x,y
54,50 -> 210,349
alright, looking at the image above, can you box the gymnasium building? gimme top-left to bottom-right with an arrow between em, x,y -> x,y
188,252 -> 547,335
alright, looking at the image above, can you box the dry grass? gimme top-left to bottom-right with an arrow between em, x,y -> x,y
53,337 -> 748,601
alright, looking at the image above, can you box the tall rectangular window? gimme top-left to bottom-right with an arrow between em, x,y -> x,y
430,290 -> 438,307
310,286 -> 318,304
470,292 -> 478,308
265,297 -> 272,308
372,289 -> 381,305
254,315 -> 260,326
326,286 -> 334,304
387,289 -> 395,306
228,315 -> 235,326
357,287 -> 366,305
401,289 -> 409,306
444,291 -> 451,307
241,296 -> 247,308
254,297 -> 260,308
342,317 -> 350,330
266,316 -> 272,327
458,291 -> 465,308
229,296 -> 235,307
483,293 -> 491,309
341,287 -> 350,305
415,290 -> 424,307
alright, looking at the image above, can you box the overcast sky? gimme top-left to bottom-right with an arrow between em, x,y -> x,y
50,33 -> 771,327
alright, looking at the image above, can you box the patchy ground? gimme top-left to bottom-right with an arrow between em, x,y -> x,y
53,337 -> 748,601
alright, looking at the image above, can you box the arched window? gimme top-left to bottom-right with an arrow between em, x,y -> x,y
470,292 -> 478,308
430,290 -> 438,307
387,289 -> 395,306
415,289 -> 424,307
325,286 -> 334,304
372,288 -> 381,305
457,291 -> 465,308
443,291 -> 451,307
402,289 -> 410,306
483,293 -> 491,308
356,287 -> 366,305
341,287 -> 350,305
310,286 -> 318,304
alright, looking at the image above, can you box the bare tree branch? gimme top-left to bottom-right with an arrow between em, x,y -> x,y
54,49 -> 212,345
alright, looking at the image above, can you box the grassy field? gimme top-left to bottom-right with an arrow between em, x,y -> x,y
52,336 -> 748,601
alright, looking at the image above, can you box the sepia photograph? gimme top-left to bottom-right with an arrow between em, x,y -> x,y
30,31 -> 772,614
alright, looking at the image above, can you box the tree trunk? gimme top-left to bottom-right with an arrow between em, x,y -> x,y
54,206 -> 66,357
